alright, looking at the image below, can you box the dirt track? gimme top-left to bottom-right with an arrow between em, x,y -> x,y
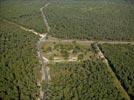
38,3 -> 50,100
46,38 -> 134,45
2,2 -> 134,100
96,45 -> 130,100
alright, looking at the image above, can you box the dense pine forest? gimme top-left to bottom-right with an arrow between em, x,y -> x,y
46,0 -> 134,41
48,60 -> 128,100
100,44 -> 134,98
0,0 -> 47,33
1,0 -> 134,41
0,19 -> 40,99
0,0 -> 134,100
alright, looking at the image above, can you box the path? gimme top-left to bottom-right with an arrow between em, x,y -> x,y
3,17 -> 133,100
2,19 -> 45,38
40,3 -> 50,32
46,36 -> 134,45
95,44 -> 130,100
2,3 -> 134,99
3,18 -> 49,100
3,3 -> 51,100
37,34 -> 49,100
39,3 -> 51,100
2,19 -> 134,45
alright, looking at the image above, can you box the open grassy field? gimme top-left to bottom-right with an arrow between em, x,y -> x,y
48,60 -> 129,100
0,19 -> 40,99
42,41 -> 95,62
100,44 -> 134,98
46,0 -> 134,41
0,0 -> 47,33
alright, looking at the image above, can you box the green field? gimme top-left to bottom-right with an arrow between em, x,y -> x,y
48,60 -> 128,100
100,44 -> 134,98
0,19 -> 40,99
46,0 -> 134,41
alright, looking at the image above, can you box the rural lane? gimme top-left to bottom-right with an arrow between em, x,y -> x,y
39,3 -> 51,100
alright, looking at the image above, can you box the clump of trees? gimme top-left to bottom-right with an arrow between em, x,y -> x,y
43,42 -> 92,61
78,53 -> 84,61
100,44 -> 134,98
0,20 -> 40,99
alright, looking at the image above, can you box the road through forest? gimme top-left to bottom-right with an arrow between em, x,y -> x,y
38,3 -> 50,100
96,45 -> 130,100
2,2 -> 134,100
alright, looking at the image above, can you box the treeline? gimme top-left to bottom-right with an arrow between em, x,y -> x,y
100,44 -> 134,98
0,20 -> 40,99
46,0 -> 134,41
48,60 -> 128,100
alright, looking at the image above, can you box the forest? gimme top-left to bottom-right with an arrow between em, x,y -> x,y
0,0 -> 134,99
100,44 -> 134,98
0,0 -> 47,33
0,19 -> 40,99
1,0 -> 134,41
48,60 -> 129,100
46,0 -> 134,41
